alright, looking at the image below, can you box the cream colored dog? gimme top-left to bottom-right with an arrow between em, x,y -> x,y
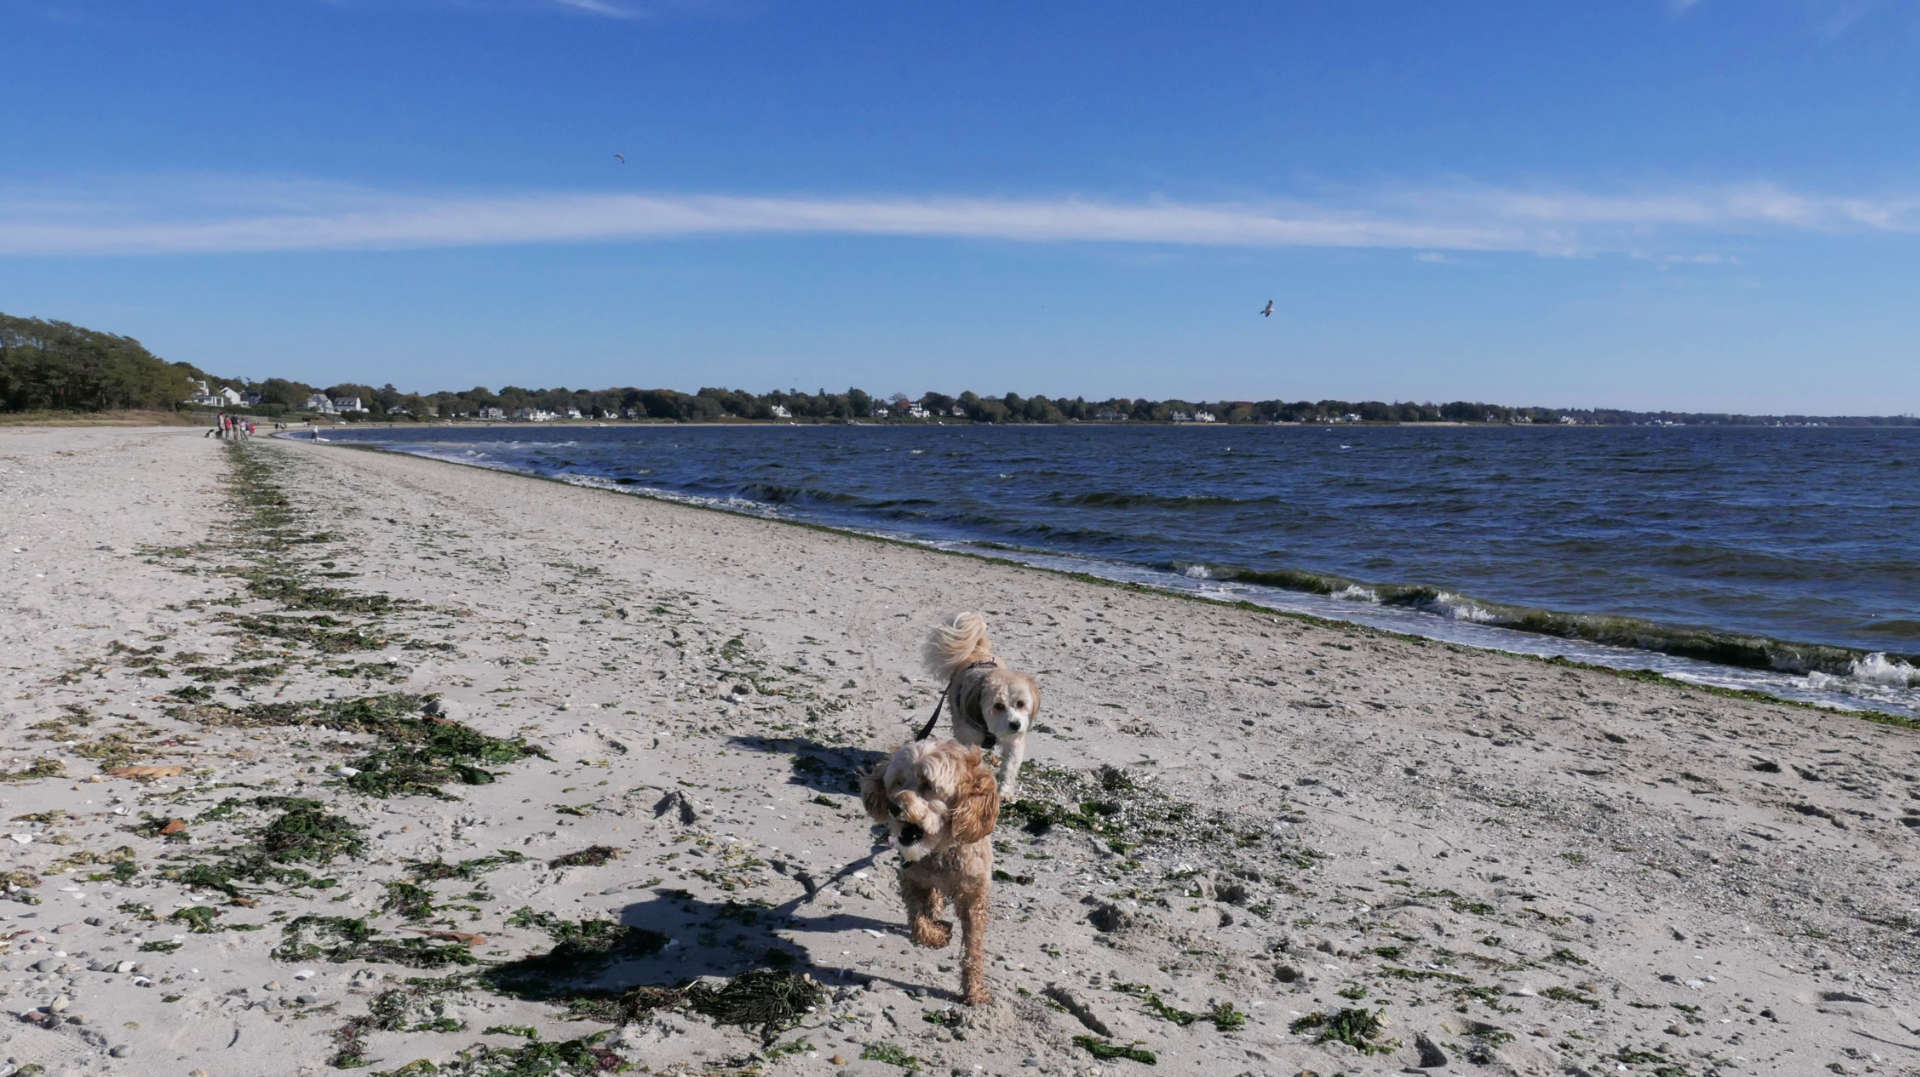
916,612 -> 1040,800
862,739 -> 1001,1005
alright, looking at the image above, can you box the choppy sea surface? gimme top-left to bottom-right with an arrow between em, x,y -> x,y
312,423 -> 1920,717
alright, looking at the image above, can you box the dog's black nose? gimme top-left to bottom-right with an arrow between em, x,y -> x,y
899,823 -> 925,846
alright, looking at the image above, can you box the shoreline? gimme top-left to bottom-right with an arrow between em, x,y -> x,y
3,426 -> 1916,1076
306,427 -> 1920,724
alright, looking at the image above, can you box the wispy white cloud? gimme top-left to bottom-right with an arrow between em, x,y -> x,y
549,0 -> 640,18
2,176 -> 1916,258
1814,0 -> 1878,39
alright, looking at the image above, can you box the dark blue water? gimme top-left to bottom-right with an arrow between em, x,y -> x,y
314,423 -> 1920,716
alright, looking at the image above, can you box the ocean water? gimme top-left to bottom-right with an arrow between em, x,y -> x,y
314,423 -> 1920,717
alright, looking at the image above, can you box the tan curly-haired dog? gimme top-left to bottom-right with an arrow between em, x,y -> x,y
861,738 -> 1001,1005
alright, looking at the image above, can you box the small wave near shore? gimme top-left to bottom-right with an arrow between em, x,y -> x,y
313,423 -> 1920,719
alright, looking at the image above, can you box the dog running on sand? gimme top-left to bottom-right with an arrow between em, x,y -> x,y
861,738 -> 1002,1005
916,611 -> 1041,801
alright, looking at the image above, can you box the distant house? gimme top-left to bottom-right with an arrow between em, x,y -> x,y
769,404 -> 792,419
331,396 -> 366,413
950,404 -> 967,417
562,407 -> 583,420
303,393 -> 337,414
870,405 -> 890,418
241,391 -> 264,407
1169,410 -> 1192,423
1095,408 -> 1127,422
512,406 -> 554,422
477,406 -> 505,420
1192,409 -> 1217,423
185,380 -> 246,408
906,402 -> 929,419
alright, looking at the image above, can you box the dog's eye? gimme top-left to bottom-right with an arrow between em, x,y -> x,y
993,702 -> 1006,710
887,800 -> 902,817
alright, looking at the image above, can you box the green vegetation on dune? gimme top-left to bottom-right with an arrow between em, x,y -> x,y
0,313 -> 199,412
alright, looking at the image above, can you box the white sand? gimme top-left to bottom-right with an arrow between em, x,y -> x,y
1,426 -> 1915,1077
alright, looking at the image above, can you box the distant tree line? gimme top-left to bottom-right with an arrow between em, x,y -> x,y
0,314 -> 200,412
4,311 -> 1916,427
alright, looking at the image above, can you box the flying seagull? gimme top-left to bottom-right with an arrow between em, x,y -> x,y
613,152 -> 626,164
1260,300 -> 1274,318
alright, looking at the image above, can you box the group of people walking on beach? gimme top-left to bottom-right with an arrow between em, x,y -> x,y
207,413 -> 256,439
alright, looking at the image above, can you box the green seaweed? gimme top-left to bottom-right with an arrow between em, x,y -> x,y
168,797 -> 365,896
382,881 -> 436,922
407,851 -> 527,881
176,694 -> 543,798
170,905 -> 223,933
330,983 -> 473,1068
1072,1036 -> 1156,1064
1289,1007 -> 1394,1055
274,915 -> 478,969
547,846 -> 622,870
368,1030 -> 627,1076
0,758 -> 66,782
860,1042 -> 921,1070
683,970 -> 825,1045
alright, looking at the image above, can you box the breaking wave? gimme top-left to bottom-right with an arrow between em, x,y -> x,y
1196,561 -> 1920,684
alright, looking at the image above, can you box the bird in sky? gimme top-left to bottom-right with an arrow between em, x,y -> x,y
613,152 -> 626,164
1260,300 -> 1275,318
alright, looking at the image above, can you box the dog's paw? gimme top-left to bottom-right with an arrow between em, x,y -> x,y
962,986 -> 993,1007
911,918 -> 954,949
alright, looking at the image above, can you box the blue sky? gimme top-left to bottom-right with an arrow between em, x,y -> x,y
4,1 -> 1918,413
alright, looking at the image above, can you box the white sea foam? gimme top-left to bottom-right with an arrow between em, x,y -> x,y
1431,592 -> 1497,622
556,472 -> 775,517
1849,652 -> 1920,687
332,437 -> 1920,722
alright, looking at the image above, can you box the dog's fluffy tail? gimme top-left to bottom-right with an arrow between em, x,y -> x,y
924,611 -> 993,678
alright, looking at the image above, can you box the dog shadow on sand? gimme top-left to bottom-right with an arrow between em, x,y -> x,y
482,860 -> 970,1022
724,733 -> 887,797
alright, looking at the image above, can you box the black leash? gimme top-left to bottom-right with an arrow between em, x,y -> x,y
912,659 -> 997,741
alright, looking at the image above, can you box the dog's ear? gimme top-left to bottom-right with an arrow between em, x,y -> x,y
946,747 -> 1001,845
859,764 -> 890,823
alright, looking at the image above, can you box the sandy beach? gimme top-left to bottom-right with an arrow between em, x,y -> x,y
1,425 -> 1915,1077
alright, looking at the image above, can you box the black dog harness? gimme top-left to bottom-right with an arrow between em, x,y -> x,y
913,659 -> 999,745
